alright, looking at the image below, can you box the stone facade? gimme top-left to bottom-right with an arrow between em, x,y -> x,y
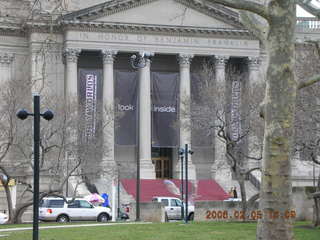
0,0 -> 319,216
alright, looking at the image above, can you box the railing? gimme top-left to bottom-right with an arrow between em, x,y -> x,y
296,17 -> 320,31
247,172 -> 260,190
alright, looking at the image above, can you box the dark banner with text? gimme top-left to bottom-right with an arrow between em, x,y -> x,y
115,71 -> 138,146
79,69 -> 102,141
152,72 -> 179,147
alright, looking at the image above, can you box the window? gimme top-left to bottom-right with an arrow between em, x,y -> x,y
170,199 -> 180,207
161,199 -> 169,206
79,200 -> 92,208
47,200 -> 64,208
68,200 -> 80,208
175,199 -> 182,206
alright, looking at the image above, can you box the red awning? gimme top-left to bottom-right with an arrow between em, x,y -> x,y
120,179 -> 230,203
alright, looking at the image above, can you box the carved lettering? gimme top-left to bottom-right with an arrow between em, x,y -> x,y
79,32 -> 89,40
97,33 -> 129,42
71,31 -> 256,49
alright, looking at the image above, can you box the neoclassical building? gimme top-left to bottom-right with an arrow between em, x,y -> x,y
0,0 -> 319,205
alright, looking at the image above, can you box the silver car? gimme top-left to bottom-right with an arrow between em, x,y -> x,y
39,197 -> 112,222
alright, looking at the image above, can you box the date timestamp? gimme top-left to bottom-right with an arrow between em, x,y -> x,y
205,210 -> 296,220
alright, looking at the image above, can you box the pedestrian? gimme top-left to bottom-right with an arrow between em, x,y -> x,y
233,187 -> 238,199
229,187 -> 234,198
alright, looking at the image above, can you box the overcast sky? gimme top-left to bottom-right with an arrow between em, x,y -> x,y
297,5 -> 314,17
297,1 -> 320,17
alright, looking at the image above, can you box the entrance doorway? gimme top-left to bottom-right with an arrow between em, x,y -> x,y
152,148 -> 173,179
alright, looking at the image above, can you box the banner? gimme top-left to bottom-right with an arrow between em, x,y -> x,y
152,72 -> 179,147
115,71 -> 138,145
79,69 -> 102,141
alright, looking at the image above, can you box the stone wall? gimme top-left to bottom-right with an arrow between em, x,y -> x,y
128,202 -> 165,222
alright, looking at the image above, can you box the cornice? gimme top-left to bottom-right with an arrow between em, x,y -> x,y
24,21 -> 61,34
61,21 -> 253,39
0,24 -> 25,37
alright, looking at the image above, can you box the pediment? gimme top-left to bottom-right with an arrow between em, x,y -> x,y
62,0 -> 242,29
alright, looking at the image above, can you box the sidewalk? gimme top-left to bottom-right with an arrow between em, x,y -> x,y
0,222 -> 151,233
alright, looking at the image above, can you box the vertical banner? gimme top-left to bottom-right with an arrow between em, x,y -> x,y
191,73 -> 213,147
152,72 -> 179,147
115,71 -> 138,145
79,69 -> 102,141
230,78 -> 241,141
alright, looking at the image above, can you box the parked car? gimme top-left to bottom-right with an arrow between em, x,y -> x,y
152,196 -> 195,221
0,212 -> 8,224
39,197 -> 112,222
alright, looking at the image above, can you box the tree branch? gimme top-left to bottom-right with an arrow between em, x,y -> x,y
298,74 -> 320,89
239,11 -> 268,44
208,0 -> 269,19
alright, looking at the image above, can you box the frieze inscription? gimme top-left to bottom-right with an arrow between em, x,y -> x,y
72,32 -> 257,49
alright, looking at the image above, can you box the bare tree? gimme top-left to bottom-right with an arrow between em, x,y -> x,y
184,60 -> 263,221
196,1 -> 320,239
294,42 -> 320,226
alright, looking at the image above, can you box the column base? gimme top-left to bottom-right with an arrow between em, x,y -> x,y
140,158 -> 156,179
174,161 -> 197,180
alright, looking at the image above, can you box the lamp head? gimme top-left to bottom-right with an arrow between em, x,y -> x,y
0,173 -> 8,185
42,110 -> 54,121
16,109 -> 29,120
178,148 -> 184,155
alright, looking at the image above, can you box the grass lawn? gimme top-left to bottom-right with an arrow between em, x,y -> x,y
0,221 -> 318,240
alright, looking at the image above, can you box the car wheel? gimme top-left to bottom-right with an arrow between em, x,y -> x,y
188,213 -> 194,221
56,215 -> 69,223
98,213 -> 109,222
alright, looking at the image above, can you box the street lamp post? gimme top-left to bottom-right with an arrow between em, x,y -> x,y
179,148 -> 184,220
183,144 -> 193,224
117,163 -> 121,220
17,94 -> 54,240
130,52 -> 153,221
184,144 -> 189,224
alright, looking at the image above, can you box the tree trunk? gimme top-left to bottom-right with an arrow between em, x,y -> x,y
3,183 -> 13,223
314,197 -> 320,227
238,178 -> 248,221
12,202 -> 33,224
257,2 -> 296,240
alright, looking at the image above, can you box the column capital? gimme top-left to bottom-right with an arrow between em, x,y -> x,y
63,48 -> 81,63
178,54 -> 193,67
213,55 -> 229,69
247,56 -> 260,70
138,51 -> 154,64
0,53 -> 14,65
102,50 -> 118,64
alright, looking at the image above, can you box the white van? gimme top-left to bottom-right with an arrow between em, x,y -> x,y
39,197 -> 112,222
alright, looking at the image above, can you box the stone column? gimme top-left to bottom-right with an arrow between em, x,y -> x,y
247,56 -> 261,170
138,52 -> 155,179
0,53 -> 14,82
248,57 -> 260,88
63,48 -> 81,99
212,55 -> 229,180
62,48 -> 81,171
178,54 -> 196,180
101,50 -> 117,171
